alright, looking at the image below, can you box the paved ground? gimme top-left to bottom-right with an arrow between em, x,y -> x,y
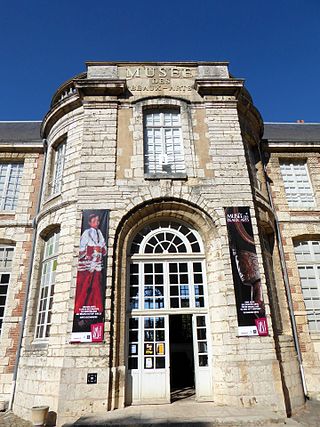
0,410 -> 32,427
65,399 -> 320,427
1,399 -> 319,426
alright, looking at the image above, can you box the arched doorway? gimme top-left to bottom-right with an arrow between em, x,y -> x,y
126,220 -> 212,405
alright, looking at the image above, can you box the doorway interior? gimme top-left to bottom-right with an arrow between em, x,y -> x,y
169,314 -> 195,402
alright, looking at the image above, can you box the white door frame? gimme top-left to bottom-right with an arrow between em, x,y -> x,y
126,253 -> 212,404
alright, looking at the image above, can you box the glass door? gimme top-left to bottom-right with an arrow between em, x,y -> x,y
193,314 -> 213,400
128,315 -> 170,404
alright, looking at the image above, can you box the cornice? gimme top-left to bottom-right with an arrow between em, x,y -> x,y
74,79 -> 127,97
194,78 -> 244,97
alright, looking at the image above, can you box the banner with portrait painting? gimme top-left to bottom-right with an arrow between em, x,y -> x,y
225,207 -> 268,337
71,209 -> 109,343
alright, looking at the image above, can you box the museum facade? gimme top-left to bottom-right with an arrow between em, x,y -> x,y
0,61 -> 319,425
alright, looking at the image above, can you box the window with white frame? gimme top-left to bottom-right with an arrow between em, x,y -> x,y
144,109 -> 185,175
35,230 -> 60,339
280,161 -> 314,207
0,163 -> 23,211
129,221 -> 205,311
0,245 -> 14,335
50,143 -> 66,195
294,240 -> 320,332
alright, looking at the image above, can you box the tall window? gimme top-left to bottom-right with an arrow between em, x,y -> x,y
280,161 -> 314,207
0,163 -> 23,210
294,240 -> 320,332
0,245 -> 14,335
50,143 -> 66,195
35,230 -> 60,339
144,110 -> 185,175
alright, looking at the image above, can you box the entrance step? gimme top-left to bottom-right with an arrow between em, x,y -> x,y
65,402 -> 298,427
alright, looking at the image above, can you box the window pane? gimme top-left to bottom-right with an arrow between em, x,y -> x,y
0,271 -> 11,335
294,240 -> 320,332
144,110 -> 185,174
52,143 -> 66,195
35,231 -> 60,339
280,161 -> 314,207
0,163 -> 23,210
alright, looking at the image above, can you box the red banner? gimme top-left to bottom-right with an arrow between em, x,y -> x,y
71,210 -> 109,343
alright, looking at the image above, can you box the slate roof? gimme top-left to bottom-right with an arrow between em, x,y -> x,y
0,121 -> 42,143
1,120 -> 319,145
263,123 -> 320,142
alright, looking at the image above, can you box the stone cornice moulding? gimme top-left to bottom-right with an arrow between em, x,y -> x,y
0,142 -> 43,153
264,140 -> 320,152
74,79 -> 127,98
194,78 -> 244,97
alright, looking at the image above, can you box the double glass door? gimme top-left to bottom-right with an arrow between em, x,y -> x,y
127,306 -> 212,404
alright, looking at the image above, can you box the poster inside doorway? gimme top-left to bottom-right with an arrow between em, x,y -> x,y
71,209 -> 109,343
225,207 -> 268,337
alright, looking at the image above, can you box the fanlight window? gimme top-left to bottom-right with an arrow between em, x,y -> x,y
130,221 -> 202,255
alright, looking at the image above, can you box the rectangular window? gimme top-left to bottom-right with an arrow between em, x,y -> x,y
195,315 -> 208,367
169,262 -> 190,308
0,246 -> 14,335
143,316 -> 166,370
35,231 -> 60,339
143,263 -> 164,310
280,161 -> 314,207
128,317 -> 139,370
144,110 -> 185,175
294,240 -> 320,332
50,143 -> 66,195
0,163 -> 23,211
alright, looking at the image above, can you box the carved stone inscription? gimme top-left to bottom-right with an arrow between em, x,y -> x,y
121,66 -> 196,93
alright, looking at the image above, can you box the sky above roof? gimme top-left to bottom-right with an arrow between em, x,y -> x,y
1,0 -> 319,123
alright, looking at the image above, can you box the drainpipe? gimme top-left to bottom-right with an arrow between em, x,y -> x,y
9,139 -> 48,410
260,145 -> 308,399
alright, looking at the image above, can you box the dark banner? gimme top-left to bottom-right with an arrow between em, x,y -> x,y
225,207 -> 268,337
71,210 -> 109,343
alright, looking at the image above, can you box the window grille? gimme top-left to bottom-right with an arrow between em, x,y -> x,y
0,246 -> 14,335
280,161 -> 314,207
0,163 -> 23,210
294,240 -> 320,332
144,110 -> 185,175
35,230 -> 60,339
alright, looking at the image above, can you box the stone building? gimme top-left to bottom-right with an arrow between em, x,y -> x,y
0,62 -> 319,426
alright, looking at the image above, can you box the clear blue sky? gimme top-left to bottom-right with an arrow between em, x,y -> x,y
1,0 -> 319,122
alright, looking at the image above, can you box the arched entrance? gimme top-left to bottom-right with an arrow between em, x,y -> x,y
126,220 -> 212,405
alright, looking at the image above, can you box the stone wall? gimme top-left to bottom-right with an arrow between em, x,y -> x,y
267,151 -> 320,399
0,151 -> 43,401
11,62 -> 306,425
